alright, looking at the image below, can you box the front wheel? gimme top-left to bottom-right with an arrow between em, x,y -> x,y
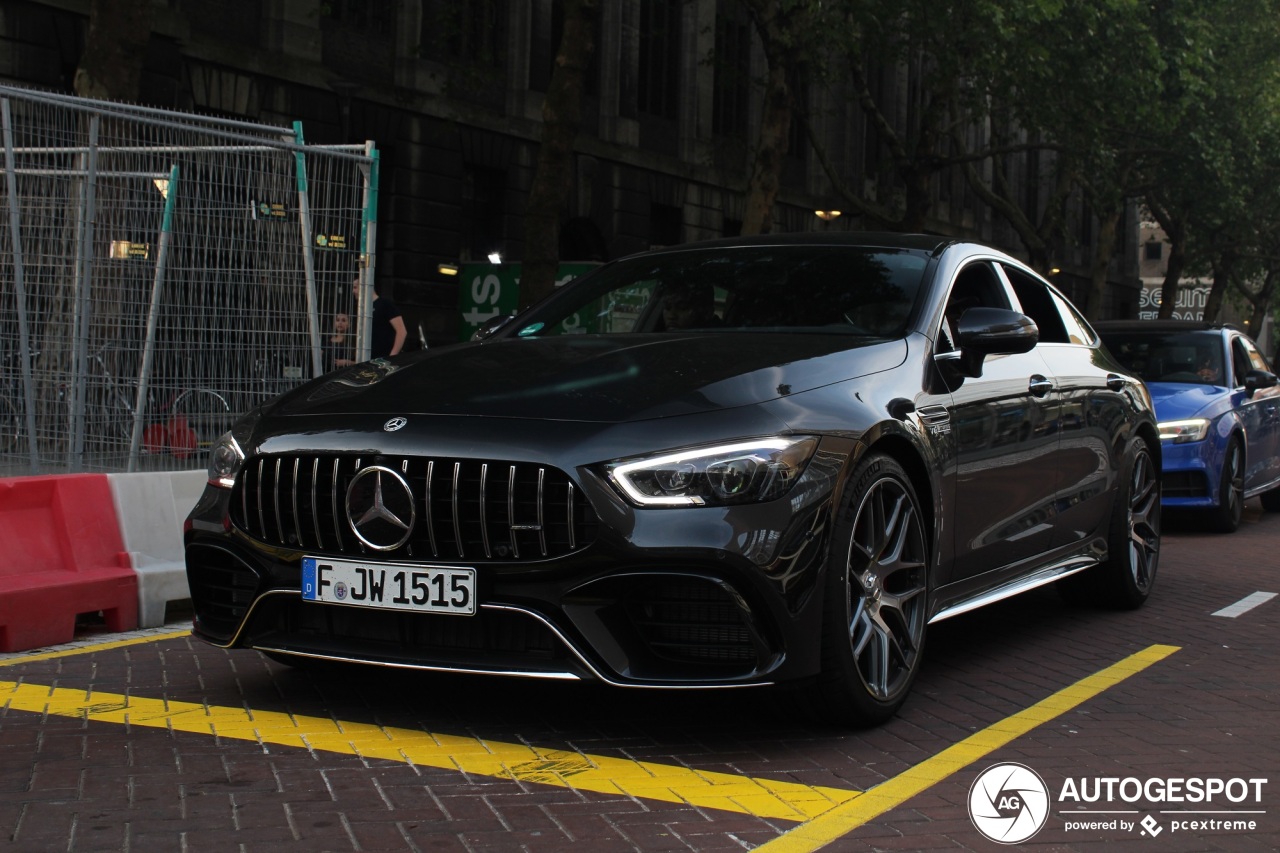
807,453 -> 929,727
1209,439 -> 1244,533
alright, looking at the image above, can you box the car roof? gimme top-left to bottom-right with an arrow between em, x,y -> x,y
1093,320 -> 1243,335
632,231 -> 959,257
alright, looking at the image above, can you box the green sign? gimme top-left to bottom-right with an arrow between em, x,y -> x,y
457,263 -> 599,341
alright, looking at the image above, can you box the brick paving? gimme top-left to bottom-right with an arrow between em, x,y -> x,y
0,503 -> 1276,852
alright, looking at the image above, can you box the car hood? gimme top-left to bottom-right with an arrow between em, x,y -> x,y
1146,381 -> 1230,421
267,333 -> 906,424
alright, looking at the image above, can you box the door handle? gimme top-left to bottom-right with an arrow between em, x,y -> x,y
1106,373 -> 1126,392
1029,375 -> 1053,397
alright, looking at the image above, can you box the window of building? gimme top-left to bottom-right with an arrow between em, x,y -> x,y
329,0 -> 393,35
649,203 -> 682,248
638,0 -> 681,120
421,0 -> 505,67
1144,241 -> 1163,262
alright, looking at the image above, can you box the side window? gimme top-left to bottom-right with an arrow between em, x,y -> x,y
1240,336 -> 1270,372
1001,264 -> 1068,344
1050,291 -> 1097,346
1231,337 -> 1258,386
942,262 -> 1010,348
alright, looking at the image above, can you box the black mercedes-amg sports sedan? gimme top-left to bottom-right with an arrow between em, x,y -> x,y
184,233 -> 1162,726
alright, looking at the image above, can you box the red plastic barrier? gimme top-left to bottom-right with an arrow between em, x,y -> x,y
0,474 -> 139,652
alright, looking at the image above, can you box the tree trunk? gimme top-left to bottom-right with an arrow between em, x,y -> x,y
1203,253 -> 1234,323
1246,270 -> 1276,338
740,59 -> 791,235
1083,208 -> 1121,320
519,0 -> 598,310
74,0 -> 153,101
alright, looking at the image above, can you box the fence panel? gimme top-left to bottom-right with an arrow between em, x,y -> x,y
0,86 -> 377,475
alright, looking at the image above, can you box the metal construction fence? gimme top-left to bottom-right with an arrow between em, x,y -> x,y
0,85 -> 379,476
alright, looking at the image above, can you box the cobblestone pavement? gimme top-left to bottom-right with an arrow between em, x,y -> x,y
1,502 -> 1276,852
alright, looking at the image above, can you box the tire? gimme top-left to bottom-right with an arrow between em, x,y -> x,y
807,453 -> 929,726
1209,439 -> 1244,533
1262,486 -> 1280,513
1058,437 -> 1161,609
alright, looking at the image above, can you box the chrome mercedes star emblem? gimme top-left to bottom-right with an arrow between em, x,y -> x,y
345,466 -> 416,550
383,417 -> 408,432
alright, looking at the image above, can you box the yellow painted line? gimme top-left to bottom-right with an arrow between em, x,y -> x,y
0,630 -> 190,667
753,643 -> 1181,852
0,678 -> 859,821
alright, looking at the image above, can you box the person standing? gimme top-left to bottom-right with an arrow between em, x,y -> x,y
354,277 -> 407,359
325,311 -> 356,371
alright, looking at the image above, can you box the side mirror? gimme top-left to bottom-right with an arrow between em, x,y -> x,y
939,307 -> 1040,378
471,314 -> 515,341
1245,369 -> 1278,396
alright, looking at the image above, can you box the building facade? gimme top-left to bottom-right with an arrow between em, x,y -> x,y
1,0 -> 1142,345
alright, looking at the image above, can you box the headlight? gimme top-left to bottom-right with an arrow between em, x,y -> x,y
207,407 -> 261,488
605,436 -> 819,507
1158,418 -> 1210,443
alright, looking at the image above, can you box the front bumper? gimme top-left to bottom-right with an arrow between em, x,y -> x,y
1159,438 -> 1219,507
183,442 -> 850,688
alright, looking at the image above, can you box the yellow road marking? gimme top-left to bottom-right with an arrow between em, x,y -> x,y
0,630 -> 190,667
0,634 -> 1180,840
0,678 -> 858,821
752,644 -> 1181,852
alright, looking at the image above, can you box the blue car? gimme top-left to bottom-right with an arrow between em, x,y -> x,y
1096,321 -> 1280,532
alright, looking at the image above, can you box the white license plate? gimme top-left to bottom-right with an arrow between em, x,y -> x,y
301,557 -> 476,616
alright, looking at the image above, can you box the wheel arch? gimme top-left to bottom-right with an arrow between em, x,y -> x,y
855,429 -> 937,557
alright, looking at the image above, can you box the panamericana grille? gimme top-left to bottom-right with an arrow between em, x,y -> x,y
230,453 -> 598,561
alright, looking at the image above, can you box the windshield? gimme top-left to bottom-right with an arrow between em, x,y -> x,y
1102,332 -> 1225,385
509,246 -> 931,339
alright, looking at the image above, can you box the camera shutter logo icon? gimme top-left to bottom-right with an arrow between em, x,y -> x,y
969,762 -> 1051,844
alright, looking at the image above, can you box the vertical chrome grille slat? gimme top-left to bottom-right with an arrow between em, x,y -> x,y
310,457 -> 322,550
255,458 -> 265,539
507,465 -> 519,560
566,481 -> 576,551
272,458 -> 284,543
479,463 -> 491,559
425,460 -> 438,557
290,457 -> 303,548
451,462 -> 463,558
330,457 -> 343,549
537,468 -> 548,557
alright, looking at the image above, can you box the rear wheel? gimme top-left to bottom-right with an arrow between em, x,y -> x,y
808,453 -> 929,726
1210,439 -> 1244,533
1058,438 -> 1160,609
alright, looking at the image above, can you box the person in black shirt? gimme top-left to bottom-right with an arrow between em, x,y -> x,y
353,277 -> 407,359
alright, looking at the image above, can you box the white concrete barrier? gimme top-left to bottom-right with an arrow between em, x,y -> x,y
107,470 -> 206,628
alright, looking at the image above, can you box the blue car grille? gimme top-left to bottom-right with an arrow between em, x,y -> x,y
1162,470 -> 1208,499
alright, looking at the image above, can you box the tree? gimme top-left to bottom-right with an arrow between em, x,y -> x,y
738,0 -> 822,234
73,0 -> 153,101
519,0 -> 599,310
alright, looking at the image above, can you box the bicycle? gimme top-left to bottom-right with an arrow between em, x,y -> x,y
78,342 -> 233,461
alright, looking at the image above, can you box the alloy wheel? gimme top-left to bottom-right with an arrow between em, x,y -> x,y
846,476 -> 928,701
1127,447 -> 1161,591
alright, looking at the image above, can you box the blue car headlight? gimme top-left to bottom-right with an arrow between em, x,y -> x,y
1157,418 -> 1210,444
605,436 -> 819,507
